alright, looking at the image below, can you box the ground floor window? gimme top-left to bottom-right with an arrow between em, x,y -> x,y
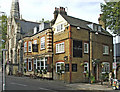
56,62 -> 64,73
34,59 -> 37,70
28,59 -> 32,71
84,62 -> 88,73
24,59 -> 27,72
102,62 -> 110,73
72,64 -> 77,72
65,64 -> 69,72
37,57 -> 47,71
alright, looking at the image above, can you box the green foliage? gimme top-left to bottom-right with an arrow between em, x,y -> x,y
100,2 -> 120,34
90,74 -> 95,82
43,69 -> 47,74
0,15 -> 7,48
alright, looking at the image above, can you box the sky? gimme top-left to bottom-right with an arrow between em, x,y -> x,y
0,0 -> 105,24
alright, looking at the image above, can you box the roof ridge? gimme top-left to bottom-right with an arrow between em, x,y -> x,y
15,18 -> 40,24
62,14 -> 92,23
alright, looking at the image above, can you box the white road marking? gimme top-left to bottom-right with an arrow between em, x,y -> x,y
39,87 -> 58,92
10,82 -> 28,87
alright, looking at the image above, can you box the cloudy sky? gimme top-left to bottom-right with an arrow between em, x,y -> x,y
0,0 -> 105,23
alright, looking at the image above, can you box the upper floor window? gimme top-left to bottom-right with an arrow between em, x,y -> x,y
28,41 -> 32,52
41,37 -> 45,50
84,43 -> 89,53
57,24 -> 64,32
24,42 -> 27,52
102,62 -> 110,73
103,45 -> 109,55
56,42 -> 64,53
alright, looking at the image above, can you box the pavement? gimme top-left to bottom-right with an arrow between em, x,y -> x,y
66,82 -> 113,91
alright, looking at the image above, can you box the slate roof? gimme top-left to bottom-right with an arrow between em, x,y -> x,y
15,19 -> 40,37
61,14 -> 112,36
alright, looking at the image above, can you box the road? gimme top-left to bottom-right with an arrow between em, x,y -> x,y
5,76 -> 75,91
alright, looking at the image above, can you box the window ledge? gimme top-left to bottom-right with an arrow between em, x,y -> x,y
55,52 -> 65,55
40,48 -> 45,51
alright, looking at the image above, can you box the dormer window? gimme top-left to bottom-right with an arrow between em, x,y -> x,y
87,24 -> 93,30
34,27 -> 37,34
39,23 -> 44,32
98,26 -> 101,32
94,25 -> 97,31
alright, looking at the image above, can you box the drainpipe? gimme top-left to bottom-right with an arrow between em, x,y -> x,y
69,25 -> 72,83
52,31 -> 54,80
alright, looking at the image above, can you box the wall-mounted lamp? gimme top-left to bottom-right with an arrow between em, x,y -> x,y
64,56 -> 68,61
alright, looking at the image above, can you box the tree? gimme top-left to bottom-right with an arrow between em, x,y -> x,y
100,2 -> 120,34
0,15 -> 7,48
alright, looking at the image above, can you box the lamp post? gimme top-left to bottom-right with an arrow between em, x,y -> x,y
2,49 -> 7,91
113,34 -> 117,79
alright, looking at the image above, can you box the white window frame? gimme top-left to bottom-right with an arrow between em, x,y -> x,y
28,59 -> 32,71
84,62 -> 89,73
103,45 -> 109,55
24,42 -> 27,52
37,57 -> 47,70
84,43 -> 89,53
102,62 -> 110,73
56,62 -> 64,73
98,26 -> 101,32
28,41 -> 32,52
56,23 -> 65,33
34,59 -> 37,70
40,37 -> 45,50
56,42 -> 65,53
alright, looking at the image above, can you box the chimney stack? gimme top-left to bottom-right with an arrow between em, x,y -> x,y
53,7 -> 67,20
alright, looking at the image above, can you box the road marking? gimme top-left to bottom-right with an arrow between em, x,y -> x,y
39,87 -> 58,92
10,82 -> 28,87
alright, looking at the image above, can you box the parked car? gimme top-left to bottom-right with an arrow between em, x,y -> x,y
112,79 -> 120,90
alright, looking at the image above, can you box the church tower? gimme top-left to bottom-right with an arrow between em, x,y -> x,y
10,0 -> 20,19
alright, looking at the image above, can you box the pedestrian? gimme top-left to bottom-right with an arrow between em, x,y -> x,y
109,71 -> 112,86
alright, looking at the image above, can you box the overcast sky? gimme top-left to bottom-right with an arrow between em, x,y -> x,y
0,0 -> 105,23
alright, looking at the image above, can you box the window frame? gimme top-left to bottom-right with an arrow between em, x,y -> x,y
24,42 -> 27,52
28,41 -> 32,52
56,42 -> 65,54
28,59 -> 32,71
84,43 -> 89,53
56,62 -> 64,73
72,64 -> 77,72
36,57 -> 47,71
40,37 -> 45,50
84,62 -> 89,73
103,45 -> 109,55
101,62 -> 110,74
